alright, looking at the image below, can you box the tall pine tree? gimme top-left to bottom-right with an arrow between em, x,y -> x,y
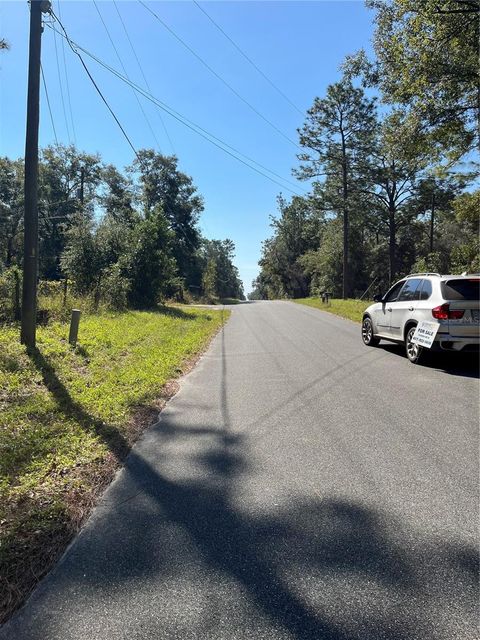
296,79 -> 376,297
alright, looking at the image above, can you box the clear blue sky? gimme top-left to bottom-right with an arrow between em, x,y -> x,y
1,0 -> 374,293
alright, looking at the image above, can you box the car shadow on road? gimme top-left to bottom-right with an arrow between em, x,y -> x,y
377,343 -> 479,378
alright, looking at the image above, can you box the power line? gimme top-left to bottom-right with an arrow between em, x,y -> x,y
49,10 -> 138,161
40,63 -> 59,145
112,0 -> 175,155
46,44 -> 199,253
57,0 -> 76,143
49,0 -> 303,189
92,0 -> 162,152
43,17 -> 251,260
39,215 -> 71,220
138,0 -> 301,150
52,14 -> 71,142
193,1 -> 304,117
47,22 -> 307,196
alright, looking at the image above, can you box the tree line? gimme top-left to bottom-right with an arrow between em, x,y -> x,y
250,0 -> 479,300
0,145 -> 244,314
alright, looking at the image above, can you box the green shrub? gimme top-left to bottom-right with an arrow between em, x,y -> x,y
100,265 -> 130,311
0,267 -> 21,322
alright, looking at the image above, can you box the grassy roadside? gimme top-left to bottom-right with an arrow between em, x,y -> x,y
0,306 -> 228,624
294,298 -> 371,323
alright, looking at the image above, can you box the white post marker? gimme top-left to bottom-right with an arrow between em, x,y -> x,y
411,321 -> 440,349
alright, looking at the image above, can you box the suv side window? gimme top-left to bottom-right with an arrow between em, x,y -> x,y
417,279 -> 432,300
398,278 -> 422,301
384,281 -> 405,303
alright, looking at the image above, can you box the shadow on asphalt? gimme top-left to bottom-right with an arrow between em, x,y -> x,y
377,343 -> 480,378
26,421 -> 479,640
19,323 -> 479,640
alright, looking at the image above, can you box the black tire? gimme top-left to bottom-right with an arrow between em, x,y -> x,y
362,316 -> 380,346
405,325 -> 423,364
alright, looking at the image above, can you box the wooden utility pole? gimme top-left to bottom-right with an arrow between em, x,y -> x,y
21,0 -> 51,347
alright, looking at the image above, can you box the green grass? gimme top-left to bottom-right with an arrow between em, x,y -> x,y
294,297 -> 371,323
0,305 -> 228,623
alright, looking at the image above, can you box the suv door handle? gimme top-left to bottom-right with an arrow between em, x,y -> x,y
387,307 -> 392,312
408,306 -> 414,311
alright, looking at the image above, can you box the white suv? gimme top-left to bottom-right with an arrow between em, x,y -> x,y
361,273 -> 480,363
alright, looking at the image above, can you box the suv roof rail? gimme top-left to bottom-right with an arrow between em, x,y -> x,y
406,272 -> 441,278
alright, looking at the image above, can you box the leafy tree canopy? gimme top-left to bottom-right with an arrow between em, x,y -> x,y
344,0 -> 480,160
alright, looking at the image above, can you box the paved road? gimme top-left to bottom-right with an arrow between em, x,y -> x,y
2,301 -> 479,640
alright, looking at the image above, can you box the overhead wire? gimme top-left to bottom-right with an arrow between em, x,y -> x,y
137,0 -> 301,150
47,20 -> 307,196
48,11 -> 138,160
37,15 -> 228,258
57,0 -> 76,143
40,63 -> 59,145
92,0 -> 162,152
51,12 -> 71,142
193,0 -> 304,116
46,12 -> 307,196
112,0 -> 175,155
47,12 -> 304,269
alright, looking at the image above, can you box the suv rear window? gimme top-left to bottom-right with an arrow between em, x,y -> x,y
441,279 -> 480,301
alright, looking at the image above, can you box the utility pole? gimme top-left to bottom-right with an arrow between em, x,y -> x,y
21,0 -> 51,347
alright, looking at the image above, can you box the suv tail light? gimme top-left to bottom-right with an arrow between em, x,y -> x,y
432,303 -> 464,320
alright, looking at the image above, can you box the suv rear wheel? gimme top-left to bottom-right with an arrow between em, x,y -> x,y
362,316 -> 380,346
405,326 -> 423,364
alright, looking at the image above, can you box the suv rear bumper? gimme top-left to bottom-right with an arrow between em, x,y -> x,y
435,334 -> 480,352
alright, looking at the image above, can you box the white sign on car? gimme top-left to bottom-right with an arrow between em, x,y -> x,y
411,321 -> 440,349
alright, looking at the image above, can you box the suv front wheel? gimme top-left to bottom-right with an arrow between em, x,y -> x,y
405,326 -> 423,364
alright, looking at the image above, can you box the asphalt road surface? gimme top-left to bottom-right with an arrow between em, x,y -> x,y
2,301 -> 479,640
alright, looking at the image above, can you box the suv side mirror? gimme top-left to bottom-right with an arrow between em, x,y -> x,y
373,293 -> 383,303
